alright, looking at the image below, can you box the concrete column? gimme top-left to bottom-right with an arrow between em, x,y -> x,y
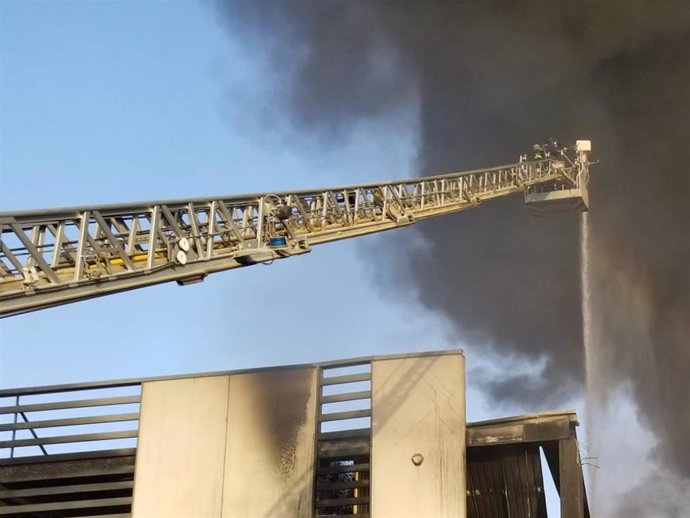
132,376 -> 230,518
371,352 -> 466,518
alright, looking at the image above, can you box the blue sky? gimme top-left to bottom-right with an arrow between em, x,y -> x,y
0,1 -> 588,510
0,0 -> 477,399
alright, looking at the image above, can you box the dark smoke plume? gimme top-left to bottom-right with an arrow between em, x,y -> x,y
217,0 -> 690,486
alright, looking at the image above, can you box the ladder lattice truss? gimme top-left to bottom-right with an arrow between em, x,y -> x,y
0,156 -> 588,316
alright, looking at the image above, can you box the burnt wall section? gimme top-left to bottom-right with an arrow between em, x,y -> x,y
222,368 -> 316,518
130,369 -> 317,518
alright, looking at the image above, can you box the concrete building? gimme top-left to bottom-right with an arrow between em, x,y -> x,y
0,350 -> 588,517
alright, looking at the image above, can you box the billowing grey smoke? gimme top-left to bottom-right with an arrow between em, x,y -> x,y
217,0 -> 690,485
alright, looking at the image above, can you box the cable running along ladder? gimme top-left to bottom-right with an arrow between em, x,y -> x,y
0,142 -> 592,317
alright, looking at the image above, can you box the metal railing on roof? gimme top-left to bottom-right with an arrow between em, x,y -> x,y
0,380 -> 141,464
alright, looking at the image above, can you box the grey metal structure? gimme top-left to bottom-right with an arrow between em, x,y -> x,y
0,351 -> 589,518
0,142 -> 591,317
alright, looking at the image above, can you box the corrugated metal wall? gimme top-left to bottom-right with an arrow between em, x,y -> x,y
467,444 -> 547,518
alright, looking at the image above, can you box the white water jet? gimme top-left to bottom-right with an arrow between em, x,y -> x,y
581,212 -> 593,397
581,211 -> 603,510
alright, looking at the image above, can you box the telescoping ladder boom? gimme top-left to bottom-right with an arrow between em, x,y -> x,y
0,141 -> 592,317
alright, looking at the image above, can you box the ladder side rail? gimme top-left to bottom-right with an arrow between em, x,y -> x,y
0,159 -> 577,316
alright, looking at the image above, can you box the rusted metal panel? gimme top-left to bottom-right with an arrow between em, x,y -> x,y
132,376 -> 229,518
560,437 -> 585,518
466,411 -> 589,518
467,424 -> 525,446
222,367 -> 317,518
467,411 -> 577,447
371,352 -> 466,518
466,444 -> 547,518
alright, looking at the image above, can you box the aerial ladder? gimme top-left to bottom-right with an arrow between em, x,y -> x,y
0,140 -> 592,317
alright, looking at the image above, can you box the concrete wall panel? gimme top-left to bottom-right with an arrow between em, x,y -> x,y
132,376 -> 229,518
222,367 -> 317,518
371,353 -> 466,518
